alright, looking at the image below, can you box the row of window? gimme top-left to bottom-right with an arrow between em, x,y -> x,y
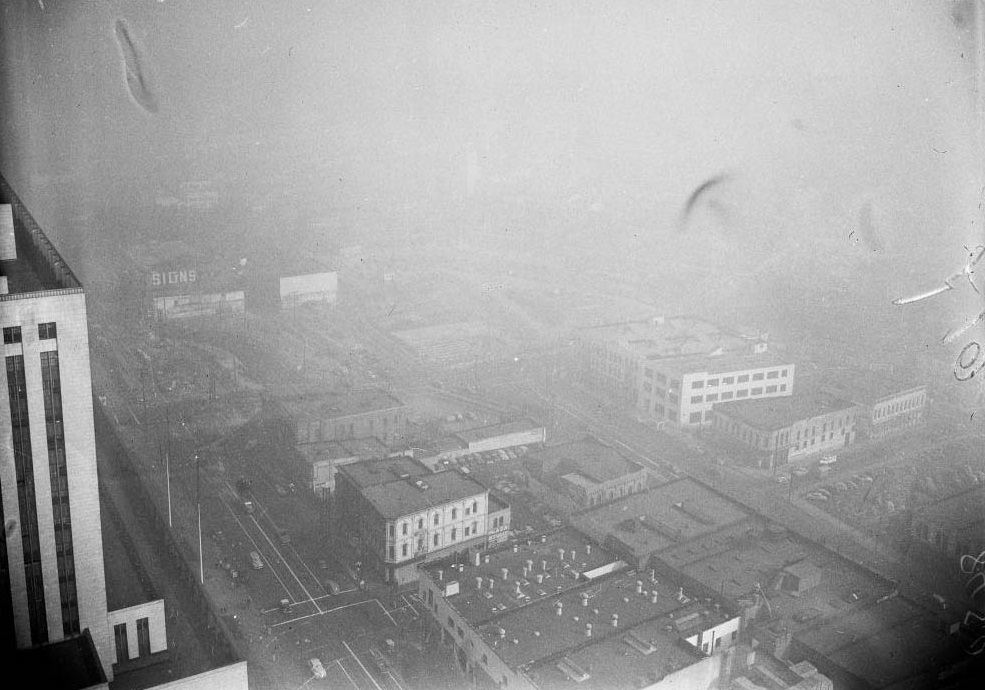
114,617 -> 152,665
688,384 -> 787,405
691,369 -> 788,389
874,394 -> 924,419
3,323 -> 57,344
390,501 -> 481,537
389,521 -> 481,559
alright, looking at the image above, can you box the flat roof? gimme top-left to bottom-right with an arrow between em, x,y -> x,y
819,367 -> 926,405
337,455 -> 430,489
455,418 -> 543,443
581,316 -> 755,361
360,469 -> 487,518
16,630 -> 107,689
280,388 -> 405,421
572,479 -> 750,559
651,352 -> 791,378
911,486 -> 985,531
527,438 -> 643,483
0,175 -> 83,295
715,393 -> 856,432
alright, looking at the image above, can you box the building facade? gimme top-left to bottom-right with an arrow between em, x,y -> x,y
819,372 -> 926,441
525,437 -> 648,509
335,457 -> 509,585
712,394 -> 859,470
282,388 -> 407,447
0,183 -> 112,675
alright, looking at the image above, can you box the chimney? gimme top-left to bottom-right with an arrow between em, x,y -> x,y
515,582 -> 522,596
540,534 -> 547,543
678,587 -> 685,602
501,567 -> 509,581
650,590 -> 658,604
474,552 -> 481,566
498,627 -> 506,640
476,576 -> 483,590
526,559 -> 534,572
542,559 -> 548,572
555,601 -> 563,616
636,580 -> 643,594
581,593 -> 590,607
437,569 -> 443,581
536,573 -> 544,585
586,544 -> 592,555
649,569 -> 656,582
570,549 -> 576,561
484,555 -> 490,564
489,579 -> 495,590
512,544 -> 519,553
585,623 -> 593,638
611,613 -> 619,628
559,548 -> 566,560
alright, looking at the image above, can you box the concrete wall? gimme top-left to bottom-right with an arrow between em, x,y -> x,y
0,289 -> 112,678
465,427 -> 545,454
107,599 -> 167,662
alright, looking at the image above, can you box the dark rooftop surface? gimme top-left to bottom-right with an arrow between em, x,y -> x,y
455,418 -> 543,443
572,479 -> 751,558
715,392 -> 856,431
581,316 -> 753,360
360,468 -> 487,518
102,499 -> 158,611
16,630 -> 107,689
338,455 -> 430,489
527,437 -> 643,483
281,388 -> 404,420
819,367 -> 926,405
911,486 -> 985,531
1,175 -> 82,295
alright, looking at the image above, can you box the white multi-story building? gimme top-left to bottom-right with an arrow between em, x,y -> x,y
336,456 -> 509,585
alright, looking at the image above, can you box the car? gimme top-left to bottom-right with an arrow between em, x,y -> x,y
275,484 -> 287,496
792,467 -> 809,477
250,551 -> 264,570
309,658 -> 327,679
318,559 -> 328,570
819,455 -> 838,466
324,579 -> 341,595
775,475 -> 789,484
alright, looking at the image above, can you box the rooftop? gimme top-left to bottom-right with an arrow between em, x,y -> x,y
911,486 -> 985,531
455,418 -> 544,444
651,351 -> 791,378
714,392 -> 856,432
527,437 -> 643,484
572,479 -> 751,560
0,175 -> 83,297
360,468 -> 487,518
15,630 -> 107,690
819,366 -> 926,405
581,316 -> 757,361
424,530 -> 734,675
337,455 -> 430,489
279,388 -> 404,421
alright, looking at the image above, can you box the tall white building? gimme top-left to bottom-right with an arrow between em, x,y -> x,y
1,180 -> 111,675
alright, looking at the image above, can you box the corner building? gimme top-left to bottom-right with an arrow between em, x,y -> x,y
0,178 -> 111,676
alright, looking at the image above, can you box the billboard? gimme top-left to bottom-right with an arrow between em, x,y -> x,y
148,268 -> 198,288
279,271 -> 338,307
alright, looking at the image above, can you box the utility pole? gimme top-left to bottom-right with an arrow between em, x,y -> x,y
166,450 -> 172,527
196,453 -> 203,584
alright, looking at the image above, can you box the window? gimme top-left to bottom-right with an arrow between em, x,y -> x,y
737,374 -> 749,383
705,393 -> 718,402
402,544 -> 408,557
692,380 -> 704,389
737,389 -> 748,398
418,518 -> 424,530
465,505 -> 470,516
482,654 -> 488,665
389,545 -> 395,559
780,384 -> 786,391
434,514 -> 439,526
765,385 -> 777,393
721,391 -> 733,400
723,376 -> 734,384
472,521 -> 477,533
689,412 -> 702,423
389,524 -> 395,538
766,370 -> 778,379
114,623 -> 129,664
402,523 -> 408,536
137,617 -> 151,657
707,378 -> 719,387
751,387 -> 763,395
451,528 -> 457,541
715,637 -> 723,648
752,372 -> 764,381
781,369 -> 788,376
451,508 -> 457,520
472,500 -> 478,513
3,326 -> 21,344
464,526 -> 470,537
38,323 -> 57,340
690,395 -> 703,404
671,379 -> 681,389
434,534 -> 440,546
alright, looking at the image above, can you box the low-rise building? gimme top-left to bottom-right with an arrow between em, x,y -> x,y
524,437 -> 648,509
296,437 -> 390,497
818,369 -> 927,440
712,393 -> 859,470
909,486 -> 985,560
275,388 -> 407,446
417,528 -> 741,690
335,457 -> 508,585
416,418 -> 546,471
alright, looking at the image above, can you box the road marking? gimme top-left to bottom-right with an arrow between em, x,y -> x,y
334,658 -> 360,689
293,543 -> 330,595
401,594 -> 419,618
376,599 -> 397,626
251,513 -> 322,613
272,598 -> 385,628
218,494 -> 296,602
343,640 -> 384,690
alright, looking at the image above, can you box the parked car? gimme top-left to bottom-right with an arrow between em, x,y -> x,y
250,551 -> 264,570
277,528 -> 291,545
309,658 -> 326,679
819,455 -> 838,466
324,579 -> 341,595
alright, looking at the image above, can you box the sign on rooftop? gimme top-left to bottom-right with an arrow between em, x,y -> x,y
0,204 -> 14,261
